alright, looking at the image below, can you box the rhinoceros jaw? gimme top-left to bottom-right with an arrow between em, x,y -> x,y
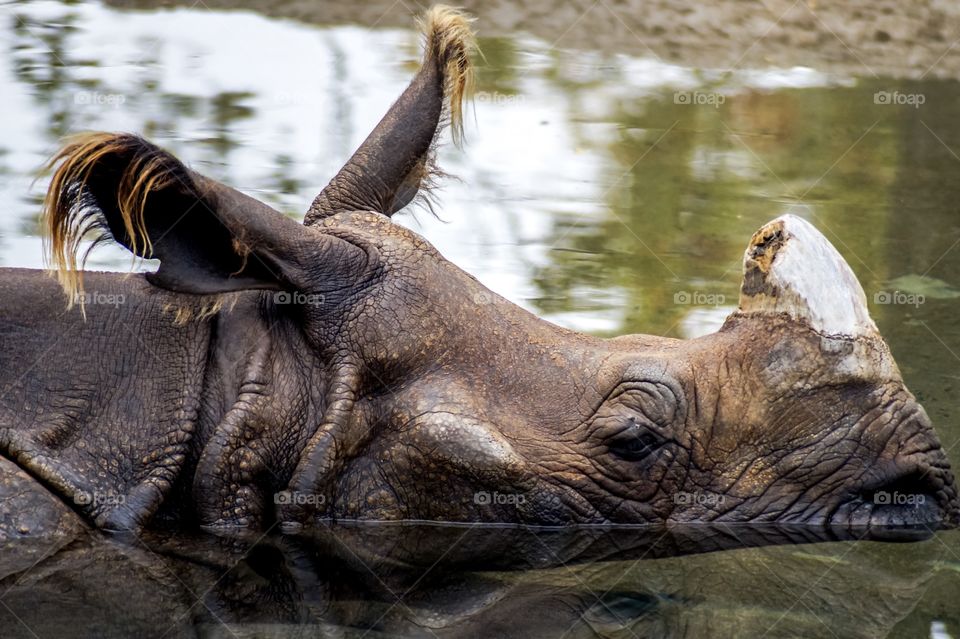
736,214 -> 878,339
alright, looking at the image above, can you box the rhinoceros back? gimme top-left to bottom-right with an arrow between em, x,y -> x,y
0,268 -> 211,531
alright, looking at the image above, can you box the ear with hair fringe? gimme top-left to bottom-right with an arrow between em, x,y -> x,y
304,5 -> 476,224
43,132 -> 366,312
44,132 -> 186,307
416,4 -> 475,148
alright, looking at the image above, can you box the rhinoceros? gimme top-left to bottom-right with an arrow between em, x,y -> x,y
0,6 -> 955,538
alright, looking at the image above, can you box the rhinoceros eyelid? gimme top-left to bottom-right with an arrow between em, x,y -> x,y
605,418 -> 669,462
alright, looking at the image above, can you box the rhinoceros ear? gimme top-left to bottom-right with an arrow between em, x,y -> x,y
44,133 -> 364,305
734,215 -> 879,339
304,5 -> 475,223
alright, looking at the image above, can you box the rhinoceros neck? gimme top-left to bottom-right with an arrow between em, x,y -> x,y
189,293 -> 332,527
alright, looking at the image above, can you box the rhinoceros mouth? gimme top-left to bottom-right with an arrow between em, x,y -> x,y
837,464 -> 959,533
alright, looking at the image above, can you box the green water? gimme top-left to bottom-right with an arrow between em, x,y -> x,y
1,0 -> 960,636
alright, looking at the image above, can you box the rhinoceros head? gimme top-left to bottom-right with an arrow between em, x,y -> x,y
40,6 -> 957,534
304,210 -> 957,530
640,215 -> 959,528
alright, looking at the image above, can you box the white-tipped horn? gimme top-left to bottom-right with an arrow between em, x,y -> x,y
735,215 -> 878,339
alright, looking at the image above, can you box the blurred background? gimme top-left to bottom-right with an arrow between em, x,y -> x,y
2,0 -> 960,634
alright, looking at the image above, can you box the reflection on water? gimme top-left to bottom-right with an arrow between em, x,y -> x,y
0,524 -> 953,638
3,0 -> 960,636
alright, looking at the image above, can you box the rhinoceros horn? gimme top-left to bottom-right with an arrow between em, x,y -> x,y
735,214 -> 880,339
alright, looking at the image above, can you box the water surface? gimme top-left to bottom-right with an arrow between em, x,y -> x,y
2,1 -> 960,636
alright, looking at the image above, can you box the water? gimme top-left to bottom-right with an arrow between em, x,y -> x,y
2,0 -> 960,636
0,524 -> 951,638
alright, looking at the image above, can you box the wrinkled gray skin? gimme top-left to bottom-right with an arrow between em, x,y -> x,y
0,9 -> 957,540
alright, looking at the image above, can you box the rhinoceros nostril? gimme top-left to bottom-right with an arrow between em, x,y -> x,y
857,468 -> 944,510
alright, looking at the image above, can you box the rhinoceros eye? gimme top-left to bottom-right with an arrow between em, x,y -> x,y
607,419 -> 665,462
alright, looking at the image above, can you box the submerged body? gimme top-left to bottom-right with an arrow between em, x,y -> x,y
0,6 -> 956,539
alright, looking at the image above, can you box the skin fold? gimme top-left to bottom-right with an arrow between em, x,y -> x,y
0,6 -> 956,539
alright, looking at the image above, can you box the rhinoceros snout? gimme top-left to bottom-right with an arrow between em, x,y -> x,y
853,463 -> 959,530
841,404 -> 959,531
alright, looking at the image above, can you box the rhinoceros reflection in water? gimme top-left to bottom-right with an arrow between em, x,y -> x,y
0,5 -> 956,538
0,525 -> 951,638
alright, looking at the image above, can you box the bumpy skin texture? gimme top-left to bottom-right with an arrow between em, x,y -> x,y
0,210 -> 957,536
0,270 -> 210,535
2,7 -> 956,538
